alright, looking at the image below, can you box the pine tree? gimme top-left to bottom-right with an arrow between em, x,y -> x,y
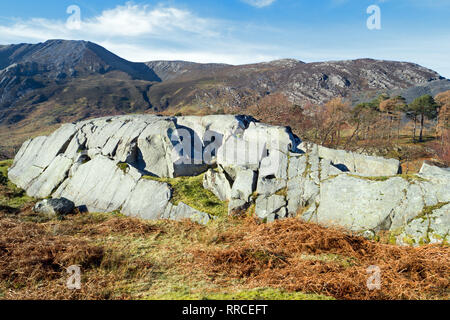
408,95 -> 438,142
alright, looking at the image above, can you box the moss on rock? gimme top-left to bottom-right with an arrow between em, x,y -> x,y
143,174 -> 228,217
0,160 -> 34,210
116,162 -> 130,173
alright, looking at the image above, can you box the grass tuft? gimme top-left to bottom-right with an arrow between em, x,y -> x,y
146,287 -> 334,300
143,174 -> 228,217
0,160 -> 34,210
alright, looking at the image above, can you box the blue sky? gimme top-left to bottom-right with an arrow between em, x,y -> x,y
0,0 -> 449,77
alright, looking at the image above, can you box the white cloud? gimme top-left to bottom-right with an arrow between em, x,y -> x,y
241,0 -> 276,8
83,3 -> 218,37
0,2 -> 219,42
0,2 -> 280,65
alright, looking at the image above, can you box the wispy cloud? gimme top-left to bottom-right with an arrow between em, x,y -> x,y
0,3 -> 219,41
241,0 -> 276,8
83,3 -> 218,37
0,2 -> 279,64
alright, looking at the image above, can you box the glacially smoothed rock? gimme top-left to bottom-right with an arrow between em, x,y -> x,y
255,194 -> 287,221
8,114 -> 449,243
314,175 -> 408,231
8,123 -> 77,190
299,142 -> 400,176
203,168 -> 232,201
397,203 -> 450,246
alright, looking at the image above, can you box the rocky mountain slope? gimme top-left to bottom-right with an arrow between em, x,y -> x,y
1,39 -> 449,157
0,40 -> 160,123
8,115 -> 450,246
145,60 -> 230,82
145,58 -> 449,110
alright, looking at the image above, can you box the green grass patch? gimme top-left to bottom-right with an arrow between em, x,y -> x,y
0,160 -> 34,210
143,174 -> 228,217
348,174 -> 391,181
399,174 -> 428,183
0,159 -> 13,167
0,160 -> 13,185
146,287 -> 334,300
348,173 -> 428,183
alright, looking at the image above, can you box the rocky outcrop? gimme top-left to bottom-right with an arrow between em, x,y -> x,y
8,115 -> 449,245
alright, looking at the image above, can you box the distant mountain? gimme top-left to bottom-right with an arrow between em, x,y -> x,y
145,60 -> 230,81
0,39 -> 449,158
0,39 -> 160,81
145,58 -> 446,110
0,40 -> 160,125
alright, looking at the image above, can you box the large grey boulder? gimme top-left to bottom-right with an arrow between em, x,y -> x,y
9,115 -> 251,225
243,122 -> 299,154
137,119 -> 178,177
25,155 -> 73,199
176,115 -> 252,144
121,178 -> 173,220
230,168 -> 257,202
216,121 -> 299,171
285,152 -> 321,217
419,162 -> 450,184
8,123 -> 77,190
33,198 -> 75,218
216,135 -> 263,171
228,168 -> 257,214
257,177 -> 286,197
165,202 -> 212,225
53,156 -> 140,213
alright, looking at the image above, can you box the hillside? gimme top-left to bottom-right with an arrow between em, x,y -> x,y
147,58 -> 447,110
0,40 -> 161,124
